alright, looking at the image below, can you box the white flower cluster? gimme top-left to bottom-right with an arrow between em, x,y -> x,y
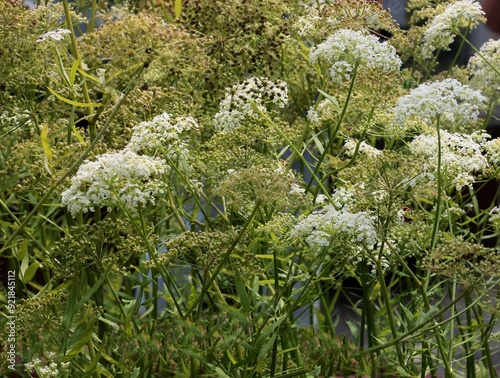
422,0 -> 484,58
307,99 -> 339,127
291,205 -> 377,251
126,112 -> 199,159
309,29 -> 402,83
25,353 -> 69,378
344,139 -> 381,158
393,78 -> 485,130
467,39 -> 500,97
36,28 -> 71,43
214,77 -> 288,131
62,150 -> 168,217
330,187 -> 357,210
409,130 -> 488,190
483,138 -> 500,165
295,6 -> 321,37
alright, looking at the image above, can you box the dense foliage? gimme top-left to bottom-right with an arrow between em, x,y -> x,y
1,0 -> 500,376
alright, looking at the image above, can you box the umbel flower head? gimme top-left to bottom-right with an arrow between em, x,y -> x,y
309,28 -> 402,83
62,150 -> 168,217
290,204 -> 378,252
467,39 -> 500,98
393,78 -> 485,131
213,77 -> 288,131
408,130 -> 488,190
126,112 -> 199,159
421,0 -> 485,58
36,28 -> 71,43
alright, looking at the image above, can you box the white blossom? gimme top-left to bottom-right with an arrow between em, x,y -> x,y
422,0 -> 484,58
214,77 -> 288,131
126,113 -> 199,160
344,139 -> 381,157
408,130 -> 488,190
307,99 -> 339,127
291,205 -> 377,251
309,29 -> 402,82
62,150 -> 169,217
467,39 -> 500,97
393,78 -> 485,130
489,207 -> 500,231
36,28 -> 71,43
483,138 -> 500,165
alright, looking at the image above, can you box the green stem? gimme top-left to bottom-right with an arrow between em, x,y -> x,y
257,108 -> 334,204
363,286 -> 473,355
305,61 -> 360,193
183,203 -> 260,320
429,115 -> 442,252
373,243 -> 406,370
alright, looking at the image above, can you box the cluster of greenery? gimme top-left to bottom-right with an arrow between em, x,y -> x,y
1,0 -> 500,376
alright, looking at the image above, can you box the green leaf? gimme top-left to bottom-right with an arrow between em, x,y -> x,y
254,316 -> 285,348
20,254 -> 29,278
81,350 -> 101,377
70,57 -> 83,86
47,87 -> 102,108
346,320 -> 359,342
97,315 -> 120,330
258,331 -> 277,359
22,262 -> 39,284
101,352 -> 128,370
76,67 -> 101,83
62,307 -> 95,362
216,303 -> 249,326
175,0 -> 182,18
235,269 -> 251,314
41,122 -> 53,174
317,88 -> 340,108
17,240 -> 28,262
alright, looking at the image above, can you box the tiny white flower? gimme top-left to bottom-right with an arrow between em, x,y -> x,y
393,78 -> 485,130
310,29 -> 402,82
467,39 -> 500,97
36,28 -> 71,43
214,77 -> 288,131
126,113 -> 199,160
344,139 -> 381,158
422,0 -> 485,58
62,150 -> 169,217
408,130 -> 489,190
291,205 -> 377,251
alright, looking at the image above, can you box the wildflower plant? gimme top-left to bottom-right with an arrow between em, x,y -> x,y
2,0 -> 500,377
